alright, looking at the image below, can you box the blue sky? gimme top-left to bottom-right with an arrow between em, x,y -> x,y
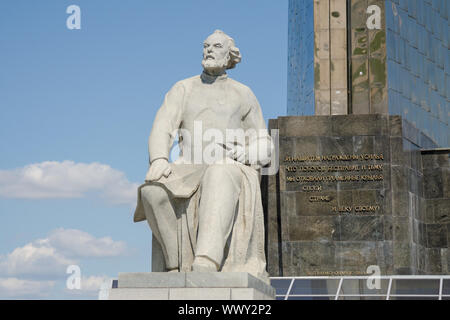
0,1 -> 287,298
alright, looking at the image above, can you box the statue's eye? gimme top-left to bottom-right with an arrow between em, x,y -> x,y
214,44 -> 223,48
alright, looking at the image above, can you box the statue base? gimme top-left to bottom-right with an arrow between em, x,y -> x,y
107,272 -> 276,300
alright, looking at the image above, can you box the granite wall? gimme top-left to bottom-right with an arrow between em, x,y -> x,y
418,149 -> 450,274
263,114 -> 449,276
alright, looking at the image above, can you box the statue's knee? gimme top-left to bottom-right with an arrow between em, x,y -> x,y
204,164 -> 227,181
141,184 -> 169,206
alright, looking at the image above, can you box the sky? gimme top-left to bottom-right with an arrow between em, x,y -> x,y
0,0 -> 288,299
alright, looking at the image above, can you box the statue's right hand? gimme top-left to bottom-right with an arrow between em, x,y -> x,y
145,159 -> 172,182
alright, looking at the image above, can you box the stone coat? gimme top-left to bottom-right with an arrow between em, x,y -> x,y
134,72 -> 272,281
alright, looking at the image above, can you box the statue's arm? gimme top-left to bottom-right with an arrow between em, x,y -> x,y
242,89 -> 274,167
148,82 -> 185,164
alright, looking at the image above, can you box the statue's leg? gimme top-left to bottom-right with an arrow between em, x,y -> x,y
141,184 -> 179,271
193,164 -> 242,271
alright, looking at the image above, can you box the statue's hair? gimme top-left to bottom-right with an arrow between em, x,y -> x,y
210,30 -> 242,69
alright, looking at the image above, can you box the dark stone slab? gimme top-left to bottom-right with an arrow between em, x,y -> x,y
338,190 -> 353,207
394,267 -> 415,275
426,224 -> 448,248
374,135 -> 391,162
393,242 -> 412,269
266,176 -> 280,236
381,241 -> 394,274
407,193 -> 419,220
352,189 -> 389,216
425,249 -> 443,274
428,199 -> 450,224
288,216 -> 340,241
391,165 -> 408,191
423,168 -> 444,199
266,242 -> 281,276
390,137 -> 407,166
412,219 -> 419,244
279,192 -> 294,242
416,245 -> 426,272
402,119 -> 421,146
448,224 -> 450,245
268,118 -> 278,128
407,168 -> 421,195
278,166 -> 287,192
417,198 -> 432,222
444,167 -> 450,198
339,216 -> 384,241
352,136 -> 375,154
336,242 -> 379,273
278,116 -> 332,137
393,216 -> 412,243
417,222 -> 427,247
385,216 -> 394,241
391,191 -> 409,217
410,243 -> 418,273
281,241 -> 337,276
444,249 -> 449,274
421,151 -> 450,169
410,150 -> 423,172
317,136 -> 355,155
389,116 -> 402,137
331,114 -> 389,136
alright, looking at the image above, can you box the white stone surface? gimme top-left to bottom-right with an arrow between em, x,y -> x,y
108,288 -> 169,300
118,272 -> 185,288
169,288 -> 231,300
185,272 -> 274,297
230,288 -> 274,300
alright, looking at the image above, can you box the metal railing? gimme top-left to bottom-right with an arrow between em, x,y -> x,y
270,275 -> 450,300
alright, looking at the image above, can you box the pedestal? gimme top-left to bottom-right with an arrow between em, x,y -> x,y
108,272 -> 276,300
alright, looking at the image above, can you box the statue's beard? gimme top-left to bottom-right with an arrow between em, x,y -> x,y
202,55 -> 229,74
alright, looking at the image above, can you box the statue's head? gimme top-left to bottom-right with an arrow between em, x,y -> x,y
202,30 -> 241,74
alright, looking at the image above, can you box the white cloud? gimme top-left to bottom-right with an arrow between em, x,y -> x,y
0,228 -> 128,279
0,277 -> 55,298
0,161 -> 139,205
47,228 -> 128,258
0,242 -> 75,279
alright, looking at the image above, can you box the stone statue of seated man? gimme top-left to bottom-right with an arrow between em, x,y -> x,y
133,30 -> 273,281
